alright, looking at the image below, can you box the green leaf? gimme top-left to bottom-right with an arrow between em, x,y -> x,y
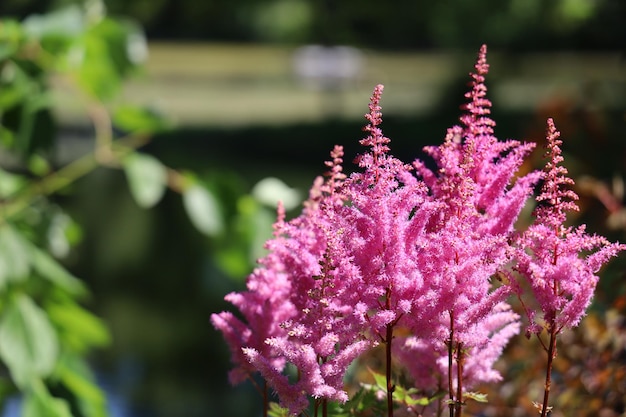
0,20 -> 24,61
0,126 -> 15,148
403,394 -> 431,407
74,33 -> 121,100
368,368 -> 387,390
0,295 -> 59,388
22,6 -> 85,40
27,154 -> 52,177
464,391 -> 488,403
47,299 -> 110,353
123,152 -> 167,209
113,105 -> 170,135
267,402 -> 290,417
393,384 -> 430,407
88,17 -> 145,75
183,184 -> 223,236
340,386 -> 385,415
22,380 -> 72,417
28,243 -> 86,296
0,226 -> 31,288
55,353 -> 107,417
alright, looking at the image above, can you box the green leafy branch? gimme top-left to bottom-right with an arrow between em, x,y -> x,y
0,2 -> 228,416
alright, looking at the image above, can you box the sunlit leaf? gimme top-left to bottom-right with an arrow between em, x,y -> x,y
267,402 -> 290,417
75,33 -> 120,100
464,391 -> 488,403
0,20 -> 24,61
403,394 -> 431,406
22,380 -> 72,417
183,184 -> 223,236
22,5 -> 85,40
55,353 -> 107,417
46,211 -> 71,258
47,299 -> 110,352
0,226 -> 30,287
251,177 -> 301,210
28,242 -> 86,296
88,17 -> 143,75
113,105 -> 169,134
0,295 -> 59,388
27,154 -> 51,177
369,367 -> 387,390
123,152 -> 167,209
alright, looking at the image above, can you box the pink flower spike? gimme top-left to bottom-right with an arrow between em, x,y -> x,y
516,118 -> 626,333
534,118 -> 579,231
460,44 -> 495,139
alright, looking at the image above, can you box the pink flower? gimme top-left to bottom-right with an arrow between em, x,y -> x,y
211,45 -> 624,416
516,118 -> 625,333
404,45 -> 531,393
416,44 -> 539,237
210,203 -> 297,385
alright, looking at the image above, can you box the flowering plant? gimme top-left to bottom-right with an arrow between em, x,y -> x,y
211,45 -> 624,417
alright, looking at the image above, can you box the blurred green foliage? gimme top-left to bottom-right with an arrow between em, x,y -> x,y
0,0 -> 624,49
0,2 -> 270,416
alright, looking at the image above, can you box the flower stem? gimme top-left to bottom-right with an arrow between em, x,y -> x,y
383,287 -> 395,417
448,311 -> 455,417
263,380 -> 268,417
541,324 -> 557,417
455,342 -> 464,417
385,321 -> 394,417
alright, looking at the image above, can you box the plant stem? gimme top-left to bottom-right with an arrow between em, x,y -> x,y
263,380 -> 268,417
448,311 -> 455,417
455,342 -> 464,417
382,287 -> 394,417
540,323 -> 557,417
0,132 -> 149,224
386,321 -> 394,417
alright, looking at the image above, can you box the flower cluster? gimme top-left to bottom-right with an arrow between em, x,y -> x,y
211,45 -> 624,416
515,118 -> 626,335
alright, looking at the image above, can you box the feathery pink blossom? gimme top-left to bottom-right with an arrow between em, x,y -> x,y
210,202 -> 297,385
407,45 -> 529,386
516,118 -> 625,333
211,45 -> 624,417
229,145 -> 375,415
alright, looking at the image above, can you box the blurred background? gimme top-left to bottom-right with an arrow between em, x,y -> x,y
0,0 -> 624,416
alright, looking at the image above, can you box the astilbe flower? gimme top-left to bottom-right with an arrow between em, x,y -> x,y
217,145 -> 378,415
516,118 -> 626,334
338,85 -> 439,337
257,146 -> 376,414
212,45 -> 625,417
327,78 -> 526,415
210,202 -> 296,387
513,118 -> 625,416
323,85 -> 446,416
397,47 -> 537,410
394,302 -> 520,398
415,45 -> 540,237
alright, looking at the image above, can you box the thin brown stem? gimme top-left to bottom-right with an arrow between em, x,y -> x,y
455,342 -> 464,417
263,380 -> 269,417
382,287 -> 395,417
448,311 -> 455,417
386,321 -> 394,417
540,322 -> 557,417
